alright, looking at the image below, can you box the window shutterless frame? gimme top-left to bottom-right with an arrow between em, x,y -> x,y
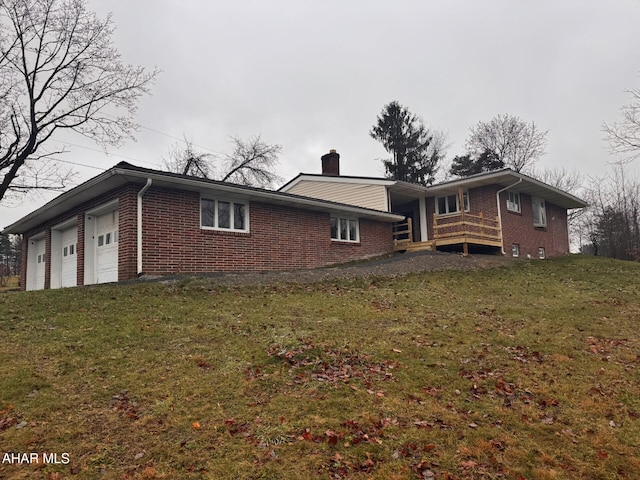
200,197 -> 249,232
506,191 -> 521,213
532,197 -> 547,227
436,192 -> 469,215
330,216 -> 359,242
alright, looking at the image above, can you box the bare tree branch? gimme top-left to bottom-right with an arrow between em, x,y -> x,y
162,135 -> 282,189
220,135 -> 282,188
603,84 -> 640,160
466,114 -> 547,173
0,0 -> 159,203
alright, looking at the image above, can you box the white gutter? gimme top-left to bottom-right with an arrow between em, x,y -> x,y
496,178 -> 523,254
137,178 -> 153,275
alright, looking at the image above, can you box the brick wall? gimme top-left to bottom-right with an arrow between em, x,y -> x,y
425,185 -> 570,257
18,183 -> 395,289
139,186 -> 393,275
500,192 -> 569,258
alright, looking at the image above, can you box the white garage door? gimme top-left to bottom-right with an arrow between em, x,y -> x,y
96,210 -> 118,284
27,238 -> 46,291
60,227 -> 77,288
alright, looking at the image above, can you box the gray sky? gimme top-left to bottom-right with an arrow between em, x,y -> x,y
2,0 -> 640,228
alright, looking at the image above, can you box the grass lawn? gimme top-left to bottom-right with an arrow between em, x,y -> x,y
0,276 -> 19,293
1,255 -> 639,479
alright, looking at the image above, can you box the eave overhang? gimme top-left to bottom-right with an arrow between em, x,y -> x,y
425,169 -> 587,210
3,164 -> 404,235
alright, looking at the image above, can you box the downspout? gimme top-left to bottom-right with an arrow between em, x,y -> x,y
496,178 -> 523,254
137,179 -> 152,275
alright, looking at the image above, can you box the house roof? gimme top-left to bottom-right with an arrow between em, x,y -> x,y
3,162 -> 404,234
425,168 -> 587,210
280,168 -> 587,210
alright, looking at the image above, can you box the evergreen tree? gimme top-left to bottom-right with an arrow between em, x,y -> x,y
370,101 -> 442,186
449,149 -> 504,177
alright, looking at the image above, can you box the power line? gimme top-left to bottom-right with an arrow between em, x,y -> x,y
55,141 -> 160,167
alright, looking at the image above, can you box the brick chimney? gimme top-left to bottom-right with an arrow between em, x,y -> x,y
321,149 -> 340,176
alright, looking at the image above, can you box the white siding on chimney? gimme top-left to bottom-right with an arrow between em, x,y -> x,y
286,180 -> 389,211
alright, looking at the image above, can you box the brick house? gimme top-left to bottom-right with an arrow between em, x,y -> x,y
280,150 -> 587,259
3,162 -> 403,291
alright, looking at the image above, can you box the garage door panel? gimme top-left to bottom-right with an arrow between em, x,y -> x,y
60,227 -> 77,288
27,238 -> 46,291
95,211 -> 118,284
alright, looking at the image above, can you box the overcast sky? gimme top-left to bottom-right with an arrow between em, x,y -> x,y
2,0 -> 640,228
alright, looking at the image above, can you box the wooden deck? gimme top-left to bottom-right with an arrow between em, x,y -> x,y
393,212 -> 502,254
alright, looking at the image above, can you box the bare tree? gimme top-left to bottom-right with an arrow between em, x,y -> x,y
0,0 -> 158,203
578,163 -> 640,260
466,114 -> 547,173
163,135 -> 282,189
220,135 -> 282,188
162,137 -> 215,178
603,82 -> 640,160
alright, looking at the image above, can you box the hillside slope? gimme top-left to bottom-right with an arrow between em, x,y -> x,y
1,256 -> 639,479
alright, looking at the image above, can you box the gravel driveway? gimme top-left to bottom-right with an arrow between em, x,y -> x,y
150,251 -> 517,287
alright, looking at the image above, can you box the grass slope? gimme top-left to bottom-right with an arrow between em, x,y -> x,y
1,256 -> 639,480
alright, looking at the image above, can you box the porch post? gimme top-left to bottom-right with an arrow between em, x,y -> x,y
419,196 -> 428,241
459,187 -> 468,256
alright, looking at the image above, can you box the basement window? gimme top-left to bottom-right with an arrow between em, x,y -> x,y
201,198 -> 249,232
331,216 -> 359,242
538,247 -> 546,259
436,192 -> 469,215
511,244 -> 520,258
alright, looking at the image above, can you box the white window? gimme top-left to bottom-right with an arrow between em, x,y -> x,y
538,247 -> 546,259
507,192 -> 521,213
511,244 -> 520,258
532,197 -> 547,227
331,216 -> 359,242
436,192 -> 469,215
201,198 -> 248,231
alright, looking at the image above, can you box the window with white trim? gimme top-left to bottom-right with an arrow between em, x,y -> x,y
511,244 -> 520,258
331,216 -> 359,242
538,247 -> 546,259
506,191 -> 521,213
532,197 -> 547,227
201,198 -> 248,231
436,192 -> 469,215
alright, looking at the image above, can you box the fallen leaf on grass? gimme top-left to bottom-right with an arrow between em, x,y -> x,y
192,421 -> 201,430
